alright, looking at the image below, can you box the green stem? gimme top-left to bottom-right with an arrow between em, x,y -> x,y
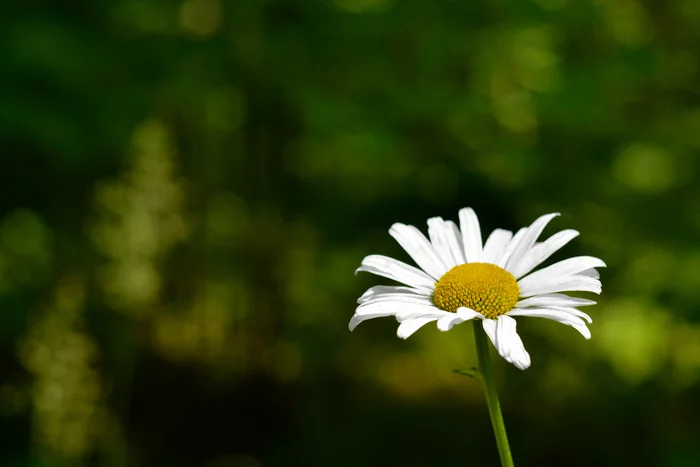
473,321 -> 514,467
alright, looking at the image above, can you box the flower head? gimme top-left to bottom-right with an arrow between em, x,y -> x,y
350,208 -> 604,370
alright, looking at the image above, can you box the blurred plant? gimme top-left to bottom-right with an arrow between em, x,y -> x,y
89,120 -> 255,373
19,276 -> 122,466
89,120 -> 189,317
153,278 -> 242,368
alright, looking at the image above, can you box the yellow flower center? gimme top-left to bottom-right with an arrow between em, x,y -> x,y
433,263 -> 520,319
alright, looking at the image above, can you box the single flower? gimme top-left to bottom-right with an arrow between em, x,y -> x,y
350,208 -> 604,370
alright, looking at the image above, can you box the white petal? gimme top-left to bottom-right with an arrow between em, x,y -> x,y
548,306 -> 593,324
389,223 -> 447,279
493,316 -> 531,370
437,314 -> 462,331
397,316 -> 439,339
505,213 -> 560,274
436,307 -> 484,331
395,307 -> 452,322
356,255 -> 436,290
515,293 -> 597,309
349,312 -> 393,331
518,256 -> 606,286
427,217 -> 463,269
358,293 -> 435,308
458,307 -> 484,321
511,229 -> 580,279
459,208 -> 483,263
357,301 -> 438,318
482,319 -> 497,343
481,229 -> 513,264
349,301 -> 440,331
484,317 -> 531,371
497,227 -> 528,268
518,275 -> 602,297
445,220 -> 467,265
358,285 -> 428,304
578,268 -> 600,279
506,308 -> 591,339
478,317 -> 532,370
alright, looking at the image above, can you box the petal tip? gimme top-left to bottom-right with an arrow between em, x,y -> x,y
388,222 -> 403,233
516,360 -> 531,370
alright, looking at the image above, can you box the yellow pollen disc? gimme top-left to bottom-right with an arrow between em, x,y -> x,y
433,263 -> 520,319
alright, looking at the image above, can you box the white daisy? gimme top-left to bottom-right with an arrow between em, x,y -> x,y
350,208 -> 605,370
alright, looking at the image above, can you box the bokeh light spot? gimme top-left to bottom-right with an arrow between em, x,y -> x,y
613,143 -> 678,192
180,0 -> 223,37
596,299 -> 669,384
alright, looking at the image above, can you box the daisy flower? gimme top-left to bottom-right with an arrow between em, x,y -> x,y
350,208 -> 604,370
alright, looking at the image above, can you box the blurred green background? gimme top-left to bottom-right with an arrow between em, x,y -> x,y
1,0 -> 700,466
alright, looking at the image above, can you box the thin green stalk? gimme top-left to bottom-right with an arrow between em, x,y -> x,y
473,321 -> 514,467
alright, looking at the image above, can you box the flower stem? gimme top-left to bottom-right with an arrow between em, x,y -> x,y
472,321 -> 514,467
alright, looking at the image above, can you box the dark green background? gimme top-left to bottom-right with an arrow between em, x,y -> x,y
1,0 -> 699,466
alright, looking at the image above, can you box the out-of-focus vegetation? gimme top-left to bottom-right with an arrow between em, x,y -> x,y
1,0 -> 700,466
